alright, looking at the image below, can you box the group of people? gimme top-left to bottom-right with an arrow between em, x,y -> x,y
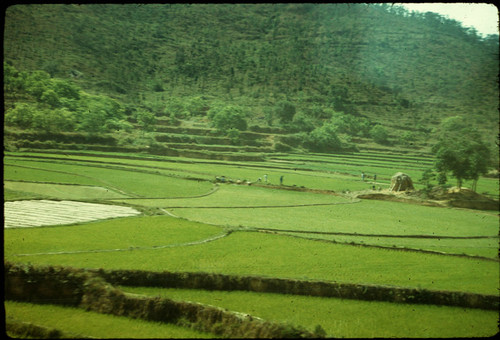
361,172 -> 376,182
257,174 -> 284,185
216,174 -> 285,185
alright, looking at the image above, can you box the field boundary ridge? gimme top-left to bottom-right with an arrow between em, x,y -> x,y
4,262 -> 320,339
91,267 -> 499,311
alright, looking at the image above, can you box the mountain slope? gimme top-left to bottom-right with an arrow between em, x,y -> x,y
3,3 -> 499,147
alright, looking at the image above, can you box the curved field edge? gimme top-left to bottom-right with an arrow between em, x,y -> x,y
4,262 -> 318,339
4,159 -> 214,199
168,200 -> 498,237
4,215 -> 225,255
5,228 -> 498,295
122,286 -> 499,338
257,229 -> 499,260
5,304 -> 214,339
92,267 -> 498,310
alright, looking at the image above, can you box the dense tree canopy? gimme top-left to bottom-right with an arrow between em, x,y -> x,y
3,4 -> 498,153
432,116 -> 492,191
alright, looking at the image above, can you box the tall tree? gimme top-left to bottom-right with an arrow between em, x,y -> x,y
432,116 -> 491,191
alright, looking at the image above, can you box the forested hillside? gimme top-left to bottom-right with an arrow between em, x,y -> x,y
3,3 -> 499,153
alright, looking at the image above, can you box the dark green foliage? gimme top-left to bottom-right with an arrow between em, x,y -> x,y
226,128 -> 241,145
5,103 -> 37,129
91,267 -> 499,310
207,105 -> 248,133
420,168 -> 437,193
287,112 -> 316,133
274,100 -> 297,125
134,110 -> 157,132
303,123 -> 342,153
5,262 -> 319,338
432,116 -> 492,190
4,63 -> 127,134
330,112 -> 371,137
3,4 -> 498,149
369,125 -> 390,145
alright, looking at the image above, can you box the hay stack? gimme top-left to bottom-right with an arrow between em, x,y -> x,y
390,172 -> 414,192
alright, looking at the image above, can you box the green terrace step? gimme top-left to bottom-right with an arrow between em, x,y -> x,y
154,125 -> 281,141
165,142 -> 274,153
154,125 -> 217,135
9,140 -> 266,161
4,129 -> 118,146
154,132 -> 274,147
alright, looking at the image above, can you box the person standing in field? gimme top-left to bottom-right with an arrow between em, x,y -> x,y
361,172 -> 365,181
374,174 -> 377,181
280,175 -> 284,185
264,174 -> 268,183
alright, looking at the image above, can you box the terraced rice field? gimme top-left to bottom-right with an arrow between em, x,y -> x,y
4,150 -> 499,338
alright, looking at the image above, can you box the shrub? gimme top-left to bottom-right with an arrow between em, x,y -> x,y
274,100 -> 296,124
5,103 -> 36,129
369,124 -> 389,144
303,123 -> 342,153
208,105 -> 247,134
185,96 -> 208,116
227,128 -> 241,145
287,112 -> 316,132
163,97 -> 188,119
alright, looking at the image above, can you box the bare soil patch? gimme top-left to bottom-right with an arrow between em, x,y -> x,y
355,187 -> 499,211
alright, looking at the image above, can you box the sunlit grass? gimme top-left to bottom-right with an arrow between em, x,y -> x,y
4,158 -> 214,198
4,181 -> 127,200
4,150 -> 499,338
5,301 -> 215,338
171,199 -> 498,237
281,232 -> 499,259
121,286 -> 499,338
6,230 -> 498,295
4,215 -> 224,255
120,183 -> 350,208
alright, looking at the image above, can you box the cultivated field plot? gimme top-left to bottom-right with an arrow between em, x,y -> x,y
4,200 -> 141,228
4,150 -> 499,338
4,180 -> 128,200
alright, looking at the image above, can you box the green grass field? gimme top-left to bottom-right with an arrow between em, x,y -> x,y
5,301 -> 215,338
120,286 -> 499,338
4,150 -> 499,338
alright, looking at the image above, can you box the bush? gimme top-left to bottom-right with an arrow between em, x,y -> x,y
208,105 -> 247,133
287,112 -> 316,132
185,96 -> 208,116
274,142 -> 293,152
369,124 -> 389,144
5,103 -> 36,129
330,112 -> 371,137
164,97 -> 188,119
303,123 -> 342,153
274,100 -> 296,124
227,128 -> 241,145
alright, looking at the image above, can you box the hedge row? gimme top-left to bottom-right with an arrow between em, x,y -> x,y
92,268 -> 499,311
4,130 -> 117,145
4,262 -> 319,338
165,142 -> 274,154
6,319 -> 90,339
175,149 -> 265,162
154,132 -> 272,147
